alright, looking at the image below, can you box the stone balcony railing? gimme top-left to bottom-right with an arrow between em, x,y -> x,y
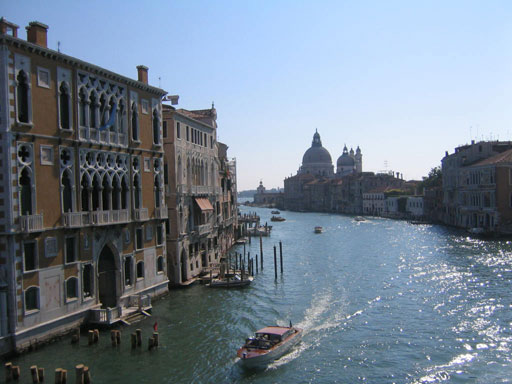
89,306 -> 121,325
62,212 -> 91,228
19,214 -> 44,233
154,206 -> 168,219
133,208 -> 149,222
194,223 -> 212,236
91,209 -> 130,226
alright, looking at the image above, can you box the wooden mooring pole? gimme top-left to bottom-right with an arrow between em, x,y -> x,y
274,245 -> 277,280
30,365 -> 39,383
279,241 -> 283,274
259,234 -> 263,270
255,254 -> 258,273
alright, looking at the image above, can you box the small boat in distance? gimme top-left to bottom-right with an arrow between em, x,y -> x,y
314,226 -> 323,233
207,274 -> 253,288
354,216 -> 366,222
237,324 -> 302,368
271,210 -> 280,214
271,216 -> 286,222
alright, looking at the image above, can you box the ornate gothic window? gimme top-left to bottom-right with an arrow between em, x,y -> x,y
61,170 -> 73,213
131,103 -> 139,141
89,93 -> 97,129
16,70 -> 29,123
59,83 -> 71,130
79,88 -> 88,127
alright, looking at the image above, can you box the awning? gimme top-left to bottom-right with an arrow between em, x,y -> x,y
195,197 -> 214,211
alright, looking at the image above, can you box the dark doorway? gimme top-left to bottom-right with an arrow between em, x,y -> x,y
98,246 -> 117,308
181,249 -> 187,283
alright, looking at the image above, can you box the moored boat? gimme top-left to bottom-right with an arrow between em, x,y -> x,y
207,274 -> 253,288
237,325 -> 302,368
314,226 -> 323,233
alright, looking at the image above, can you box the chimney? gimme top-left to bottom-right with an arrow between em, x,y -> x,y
137,65 -> 148,84
26,21 -> 48,48
0,18 -> 19,37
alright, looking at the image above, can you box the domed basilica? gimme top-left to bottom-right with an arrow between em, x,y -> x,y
298,130 -> 362,177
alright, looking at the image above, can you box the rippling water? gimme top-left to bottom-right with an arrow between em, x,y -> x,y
7,207 -> 512,383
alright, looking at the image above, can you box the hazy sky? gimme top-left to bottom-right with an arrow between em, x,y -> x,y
5,1 -> 512,190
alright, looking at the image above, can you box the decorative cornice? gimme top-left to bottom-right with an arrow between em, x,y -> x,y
0,34 -> 167,97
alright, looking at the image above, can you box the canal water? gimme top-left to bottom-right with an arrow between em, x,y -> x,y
5,206 -> 512,383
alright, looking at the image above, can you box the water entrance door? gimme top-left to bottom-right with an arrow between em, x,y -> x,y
98,246 -> 117,308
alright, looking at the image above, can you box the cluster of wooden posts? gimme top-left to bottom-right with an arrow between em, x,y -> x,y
129,328 -> 159,350
4,361 -> 91,383
232,237 -> 284,280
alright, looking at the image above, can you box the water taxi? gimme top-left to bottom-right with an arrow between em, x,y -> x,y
354,216 -> 366,222
237,325 -> 302,368
314,226 -> 323,233
270,216 -> 286,222
271,210 -> 280,214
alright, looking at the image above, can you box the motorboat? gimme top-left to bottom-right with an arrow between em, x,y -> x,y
354,216 -> 366,222
271,210 -> 280,214
206,274 -> 253,288
314,226 -> 323,233
237,325 -> 302,368
270,216 -> 286,222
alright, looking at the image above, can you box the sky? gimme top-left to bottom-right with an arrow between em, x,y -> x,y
4,1 -> 512,190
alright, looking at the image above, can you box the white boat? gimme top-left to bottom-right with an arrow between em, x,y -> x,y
237,325 -> 302,368
314,226 -> 323,233
207,274 -> 253,288
354,216 -> 366,222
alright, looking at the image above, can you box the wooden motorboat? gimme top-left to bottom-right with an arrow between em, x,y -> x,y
314,226 -> 323,233
206,274 -> 253,288
237,325 -> 302,368
270,216 -> 286,222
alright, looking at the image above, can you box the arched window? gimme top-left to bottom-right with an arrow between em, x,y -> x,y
81,175 -> 89,211
65,277 -> 78,301
177,156 -> 182,185
59,83 -> 71,129
89,93 -> 97,129
137,261 -> 144,279
16,70 -> 29,123
124,256 -> 133,286
131,103 -> 139,141
20,167 -> 33,215
133,174 -> 141,209
112,176 -> 120,210
118,100 -> 125,133
153,109 -> 160,145
92,174 -> 101,211
154,176 -> 161,208
102,175 -> 110,211
157,256 -> 164,273
79,88 -> 87,127
121,176 -> 129,210
109,98 -> 116,132
99,94 -> 107,127
24,286 -> 39,312
61,170 -> 73,213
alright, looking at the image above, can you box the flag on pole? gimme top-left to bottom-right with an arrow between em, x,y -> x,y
99,102 -> 117,131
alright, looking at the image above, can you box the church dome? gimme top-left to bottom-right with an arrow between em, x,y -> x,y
337,145 -> 354,167
302,130 -> 332,165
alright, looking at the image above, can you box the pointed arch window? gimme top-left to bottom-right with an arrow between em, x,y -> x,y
102,175 -> 110,211
118,99 -> 125,134
153,109 -> 160,145
131,103 -> 139,141
61,170 -> 73,213
112,176 -> 120,210
59,83 -> 71,130
92,174 -> 101,211
109,97 -> 116,132
133,174 -> 141,209
16,70 -> 30,123
79,88 -> 88,127
89,93 -> 97,129
121,176 -> 129,210
81,175 -> 89,211
20,167 -> 33,215
99,94 -> 107,127
155,176 -> 161,208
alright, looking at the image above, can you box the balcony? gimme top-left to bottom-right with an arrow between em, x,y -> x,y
91,209 -> 130,226
191,185 -> 211,195
194,223 -> 212,236
133,208 -> 149,222
19,214 -> 44,233
62,212 -> 90,228
155,206 -> 168,219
